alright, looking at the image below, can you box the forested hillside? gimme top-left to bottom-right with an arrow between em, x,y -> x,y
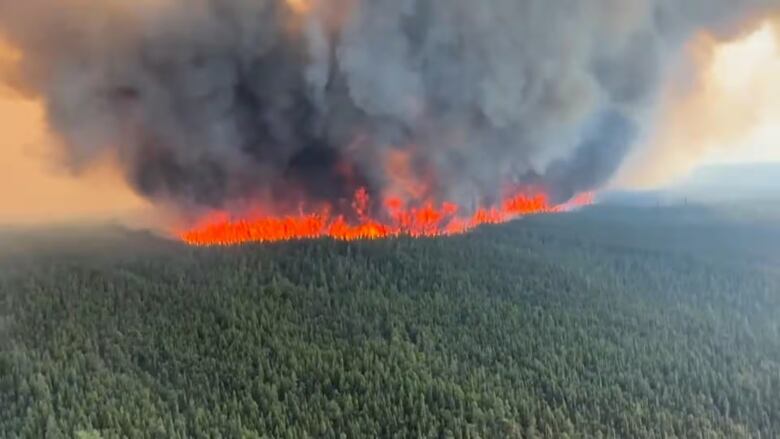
1,206 -> 779,438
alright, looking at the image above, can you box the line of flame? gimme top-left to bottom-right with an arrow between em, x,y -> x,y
178,190 -> 594,246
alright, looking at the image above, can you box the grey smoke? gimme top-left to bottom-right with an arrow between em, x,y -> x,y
0,0 -> 778,216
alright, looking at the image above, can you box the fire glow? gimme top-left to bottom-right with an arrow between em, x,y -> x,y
179,190 -> 594,246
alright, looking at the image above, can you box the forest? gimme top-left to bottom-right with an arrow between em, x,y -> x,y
1,205 -> 779,438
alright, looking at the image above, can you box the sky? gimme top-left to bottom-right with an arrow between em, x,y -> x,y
0,92 -> 149,226
704,21 -> 780,165
614,19 -> 780,188
0,39 -> 148,226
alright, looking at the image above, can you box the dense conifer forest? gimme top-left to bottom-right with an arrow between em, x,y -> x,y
1,205 -> 779,438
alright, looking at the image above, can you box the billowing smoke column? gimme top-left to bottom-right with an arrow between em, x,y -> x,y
0,0 -> 778,219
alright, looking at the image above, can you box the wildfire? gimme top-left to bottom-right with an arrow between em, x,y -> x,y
285,0 -> 313,14
179,189 -> 594,246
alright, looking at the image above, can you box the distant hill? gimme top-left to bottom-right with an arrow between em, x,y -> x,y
674,162 -> 780,201
601,163 -> 780,213
596,189 -> 670,207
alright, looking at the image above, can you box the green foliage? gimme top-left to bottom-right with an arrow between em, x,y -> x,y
1,207 -> 779,438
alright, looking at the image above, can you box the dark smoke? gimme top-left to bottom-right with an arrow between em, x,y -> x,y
1,0 -> 778,214
541,110 -> 637,203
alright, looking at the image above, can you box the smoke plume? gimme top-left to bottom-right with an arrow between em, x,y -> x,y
1,0 -> 778,217
617,18 -> 780,187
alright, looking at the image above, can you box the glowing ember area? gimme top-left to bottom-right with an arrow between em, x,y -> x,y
285,0 -> 313,14
179,190 -> 594,246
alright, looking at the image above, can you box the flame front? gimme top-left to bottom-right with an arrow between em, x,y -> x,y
285,0 -> 313,14
179,190 -> 594,246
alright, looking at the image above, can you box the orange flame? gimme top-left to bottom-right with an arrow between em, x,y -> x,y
383,148 -> 436,202
178,189 -> 594,246
285,0 -> 313,15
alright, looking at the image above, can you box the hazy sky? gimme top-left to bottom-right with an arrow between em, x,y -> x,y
0,89 -> 148,226
704,21 -> 780,165
615,19 -> 780,188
